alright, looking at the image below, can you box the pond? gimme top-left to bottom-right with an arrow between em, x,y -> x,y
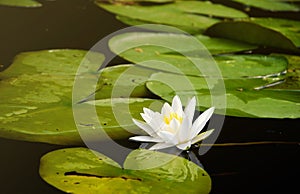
0,0 -> 299,193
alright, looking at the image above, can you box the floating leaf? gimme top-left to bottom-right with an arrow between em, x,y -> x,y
76,98 -> 163,140
40,148 -> 211,194
96,1 -> 247,33
0,49 -> 102,144
109,32 -> 257,55
0,50 -> 162,144
94,64 -> 157,100
0,0 -> 41,7
109,33 -> 287,77
251,17 -> 300,47
109,0 -> 175,3
146,71 -> 300,118
116,15 -> 149,26
230,0 -> 300,12
268,54 -> 300,90
205,18 -> 300,51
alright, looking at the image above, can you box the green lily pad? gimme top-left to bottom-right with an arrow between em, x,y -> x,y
0,50 -> 163,144
205,18 -> 300,51
230,0 -> 300,12
251,17 -> 300,47
109,33 -> 287,77
106,0 -> 175,3
39,147 -> 211,194
146,71 -> 300,118
109,32 -> 257,55
96,1 -> 247,33
76,98 -> 163,140
116,15 -> 149,26
94,64 -> 157,100
0,0 -> 41,7
268,54 -> 300,90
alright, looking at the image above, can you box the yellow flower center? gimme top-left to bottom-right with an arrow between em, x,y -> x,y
164,113 -> 182,125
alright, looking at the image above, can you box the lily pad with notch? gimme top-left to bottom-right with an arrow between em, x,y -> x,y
39,147 -> 212,194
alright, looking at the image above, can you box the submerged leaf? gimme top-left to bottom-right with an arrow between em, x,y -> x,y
39,147 -> 211,194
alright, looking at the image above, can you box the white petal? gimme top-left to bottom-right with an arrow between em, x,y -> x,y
178,116 -> 191,142
157,131 -> 176,143
184,96 -> 196,122
161,102 -> 172,116
176,141 -> 192,150
172,95 -> 183,115
143,107 -> 155,118
132,119 -> 156,136
141,113 -> 153,125
190,107 -> 214,139
149,142 -> 174,150
169,118 -> 181,133
148,112 -> 164,132
129,136 -> 163,142
191,129 -> 214,144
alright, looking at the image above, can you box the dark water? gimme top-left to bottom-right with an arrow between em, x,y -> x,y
0,0 -> 299,193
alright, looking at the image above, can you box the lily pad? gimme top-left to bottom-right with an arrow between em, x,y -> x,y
205,18 -> 300,51
108,33 -> 287,77
94,64 -> 157,100
96,1 -> 247,33
251,17 -> 300,47
0,0 -> 41,7
109,32 -> 257,55
106,0 -> 175,3
268,54 -> 300,90
0,50 -> 162,144
39,147 -> 211,194
230,0 -> 300,12
146,71 -> 300,118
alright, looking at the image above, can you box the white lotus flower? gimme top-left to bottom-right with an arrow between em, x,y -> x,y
129,95 -> 214,150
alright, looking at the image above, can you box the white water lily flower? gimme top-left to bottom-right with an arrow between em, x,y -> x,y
129,95 -> 215,150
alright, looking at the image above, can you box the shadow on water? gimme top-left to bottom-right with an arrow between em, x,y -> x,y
0,0 -> 299,193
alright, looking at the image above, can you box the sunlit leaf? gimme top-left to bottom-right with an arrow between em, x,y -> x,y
146,70 -> 300,118
206,18 -> 300,51
40,147 -> 211,194
96,1 -> 248,33
251,17 -> 300,47
109,32 -> 257,55
0,0 -> 41,7
108,33 -> 287,77
231,0 -> 300,11
0,50 -> 162,144
94,64 -> 157,100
